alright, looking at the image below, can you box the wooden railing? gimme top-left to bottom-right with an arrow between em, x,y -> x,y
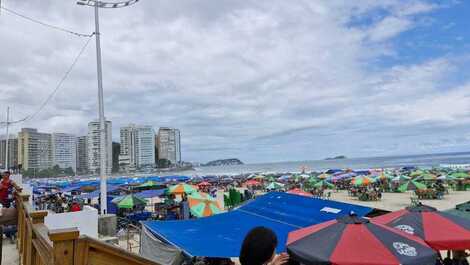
13,183 -> 161,265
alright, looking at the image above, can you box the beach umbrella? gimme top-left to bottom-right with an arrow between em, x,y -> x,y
307,177 -> 318,184
392,175 -> 411,182
318,174 -> 329,180
415,173 -> 437,181
252,175 -> 265,180
300,174 -> 310,179
267,176 -> 277,182
351,176 -> 374,186
450,172 -> 469,179
188,193 -> 222,217
287,214 -> 437,265
266,182 -> 284,190
137,180 -> 159,188
113,194 -> 147,209
197,181 -> 212,188
410,170 -> 424,178
167,183 -> 197,195
445,201 -> 470,220
244,179 -> 261,186
314,180 -> 335,189
373,204 -> 470,250
278,175 -> 292,181
398,180 -> 426,192
287,188 -> 312,197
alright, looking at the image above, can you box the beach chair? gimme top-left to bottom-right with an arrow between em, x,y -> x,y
410,196 -> 420,206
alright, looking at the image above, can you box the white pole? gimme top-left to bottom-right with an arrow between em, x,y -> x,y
5,106 -> 9,171
94,1 -> 107,215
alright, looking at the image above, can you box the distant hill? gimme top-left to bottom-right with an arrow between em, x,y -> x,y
203,158 -> 244,167
324,155 -> 347,160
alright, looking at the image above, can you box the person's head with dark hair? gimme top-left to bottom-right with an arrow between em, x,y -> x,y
240,227 -> 278,265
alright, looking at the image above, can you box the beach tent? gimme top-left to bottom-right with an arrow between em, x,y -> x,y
287,214 -> 437,265
278,175 -> 292,181
142,192 -> 372,258
398,180 -> 426,192
134,189 -> 166,199
373,204 -> 470,250
77,185 -> 122,199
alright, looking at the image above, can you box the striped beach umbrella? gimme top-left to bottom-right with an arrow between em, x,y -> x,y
167,183 -> 197,195
373,204 -> 470,250
188,193 -> 222,217
287,214 -> 437,265
398,180 -> 426,192
351,176 -> 374,186
314,180 -> 335,189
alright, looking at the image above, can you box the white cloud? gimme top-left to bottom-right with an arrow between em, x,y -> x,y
0,0 -> 467,162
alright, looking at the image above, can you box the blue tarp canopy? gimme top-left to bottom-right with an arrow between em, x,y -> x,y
77,185 -> 122,199
134,189 -> 166,198
143,192 -> 373,258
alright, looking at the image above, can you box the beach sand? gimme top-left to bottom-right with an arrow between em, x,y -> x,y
329,190 -> 470,211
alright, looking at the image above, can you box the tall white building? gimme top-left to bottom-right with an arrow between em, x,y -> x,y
119,124 -> 155,171
157,127 -> 181,165
87,121 -> 112,175
52,133 -> 77,173
76,136 -> 88,174
18,128 -> 53,171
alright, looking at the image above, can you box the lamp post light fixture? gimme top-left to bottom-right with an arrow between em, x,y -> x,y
77,0 -> 138,214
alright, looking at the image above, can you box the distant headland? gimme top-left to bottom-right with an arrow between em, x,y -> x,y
203,158 -> 244,167
324,155 -> 347,160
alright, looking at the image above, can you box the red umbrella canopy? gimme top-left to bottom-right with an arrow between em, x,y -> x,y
287,214 -> 437,265
244,180 -> 261,186
287,188 -> 312,197
373,204 -> 470,250
197,181 -> 212,187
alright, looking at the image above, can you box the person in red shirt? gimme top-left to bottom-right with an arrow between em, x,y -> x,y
0,171 -> 12,207
70,202 -> 81,212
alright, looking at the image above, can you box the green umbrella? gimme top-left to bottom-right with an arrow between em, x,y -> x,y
450,172 -> 469,179
416,173 -> 437,181
351,176 -> 374,186
314,180 -> 334,189
410,170 -> 424,178
113,194 -> 147,209
391,175 -> 411,182
398,180 -> 426,192
137,180 -> 159,188
266,182 -> 284,190
307,177 -> 318,184
267,176 -> 277,182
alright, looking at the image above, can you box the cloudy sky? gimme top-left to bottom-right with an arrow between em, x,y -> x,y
1,0 -> 470,163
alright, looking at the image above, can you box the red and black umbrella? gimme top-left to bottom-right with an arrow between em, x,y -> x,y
286,214 -> 437,265
373,204 -> 470,250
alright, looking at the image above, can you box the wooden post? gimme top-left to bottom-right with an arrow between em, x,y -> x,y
28,211 -> 48,265
49,228 -> 80,265
18,193 -> 30,255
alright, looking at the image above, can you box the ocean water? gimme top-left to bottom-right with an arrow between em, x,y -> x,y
180,152 -> 470,176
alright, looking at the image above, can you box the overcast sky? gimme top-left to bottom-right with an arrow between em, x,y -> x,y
1,0 -> 470,163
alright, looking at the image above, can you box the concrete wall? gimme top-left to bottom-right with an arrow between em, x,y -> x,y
45,206 -> 98,238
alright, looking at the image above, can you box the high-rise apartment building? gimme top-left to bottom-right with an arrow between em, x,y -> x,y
52,133 -> 77,173
156,127 -> 181,165
76,136 -> 88,175
87,121 -> 112,175
119,124 -> 155,171
0,136 -> 18,170
18,128 -> 53,171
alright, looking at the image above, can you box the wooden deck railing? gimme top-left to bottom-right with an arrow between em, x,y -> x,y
13,183 -> 161,265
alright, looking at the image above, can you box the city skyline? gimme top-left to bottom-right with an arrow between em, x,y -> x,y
2,1 -> 470,163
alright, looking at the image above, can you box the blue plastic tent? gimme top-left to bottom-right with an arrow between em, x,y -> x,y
143,192 -> 372,258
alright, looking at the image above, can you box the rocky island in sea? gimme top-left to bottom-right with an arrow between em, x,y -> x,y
324,155 -> 347,160
203,158 -> 244,167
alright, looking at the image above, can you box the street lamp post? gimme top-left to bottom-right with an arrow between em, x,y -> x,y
77,0 -> 138,214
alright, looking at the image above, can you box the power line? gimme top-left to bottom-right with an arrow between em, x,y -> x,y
0,34 -> 95,127
0,5 -> 94,37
